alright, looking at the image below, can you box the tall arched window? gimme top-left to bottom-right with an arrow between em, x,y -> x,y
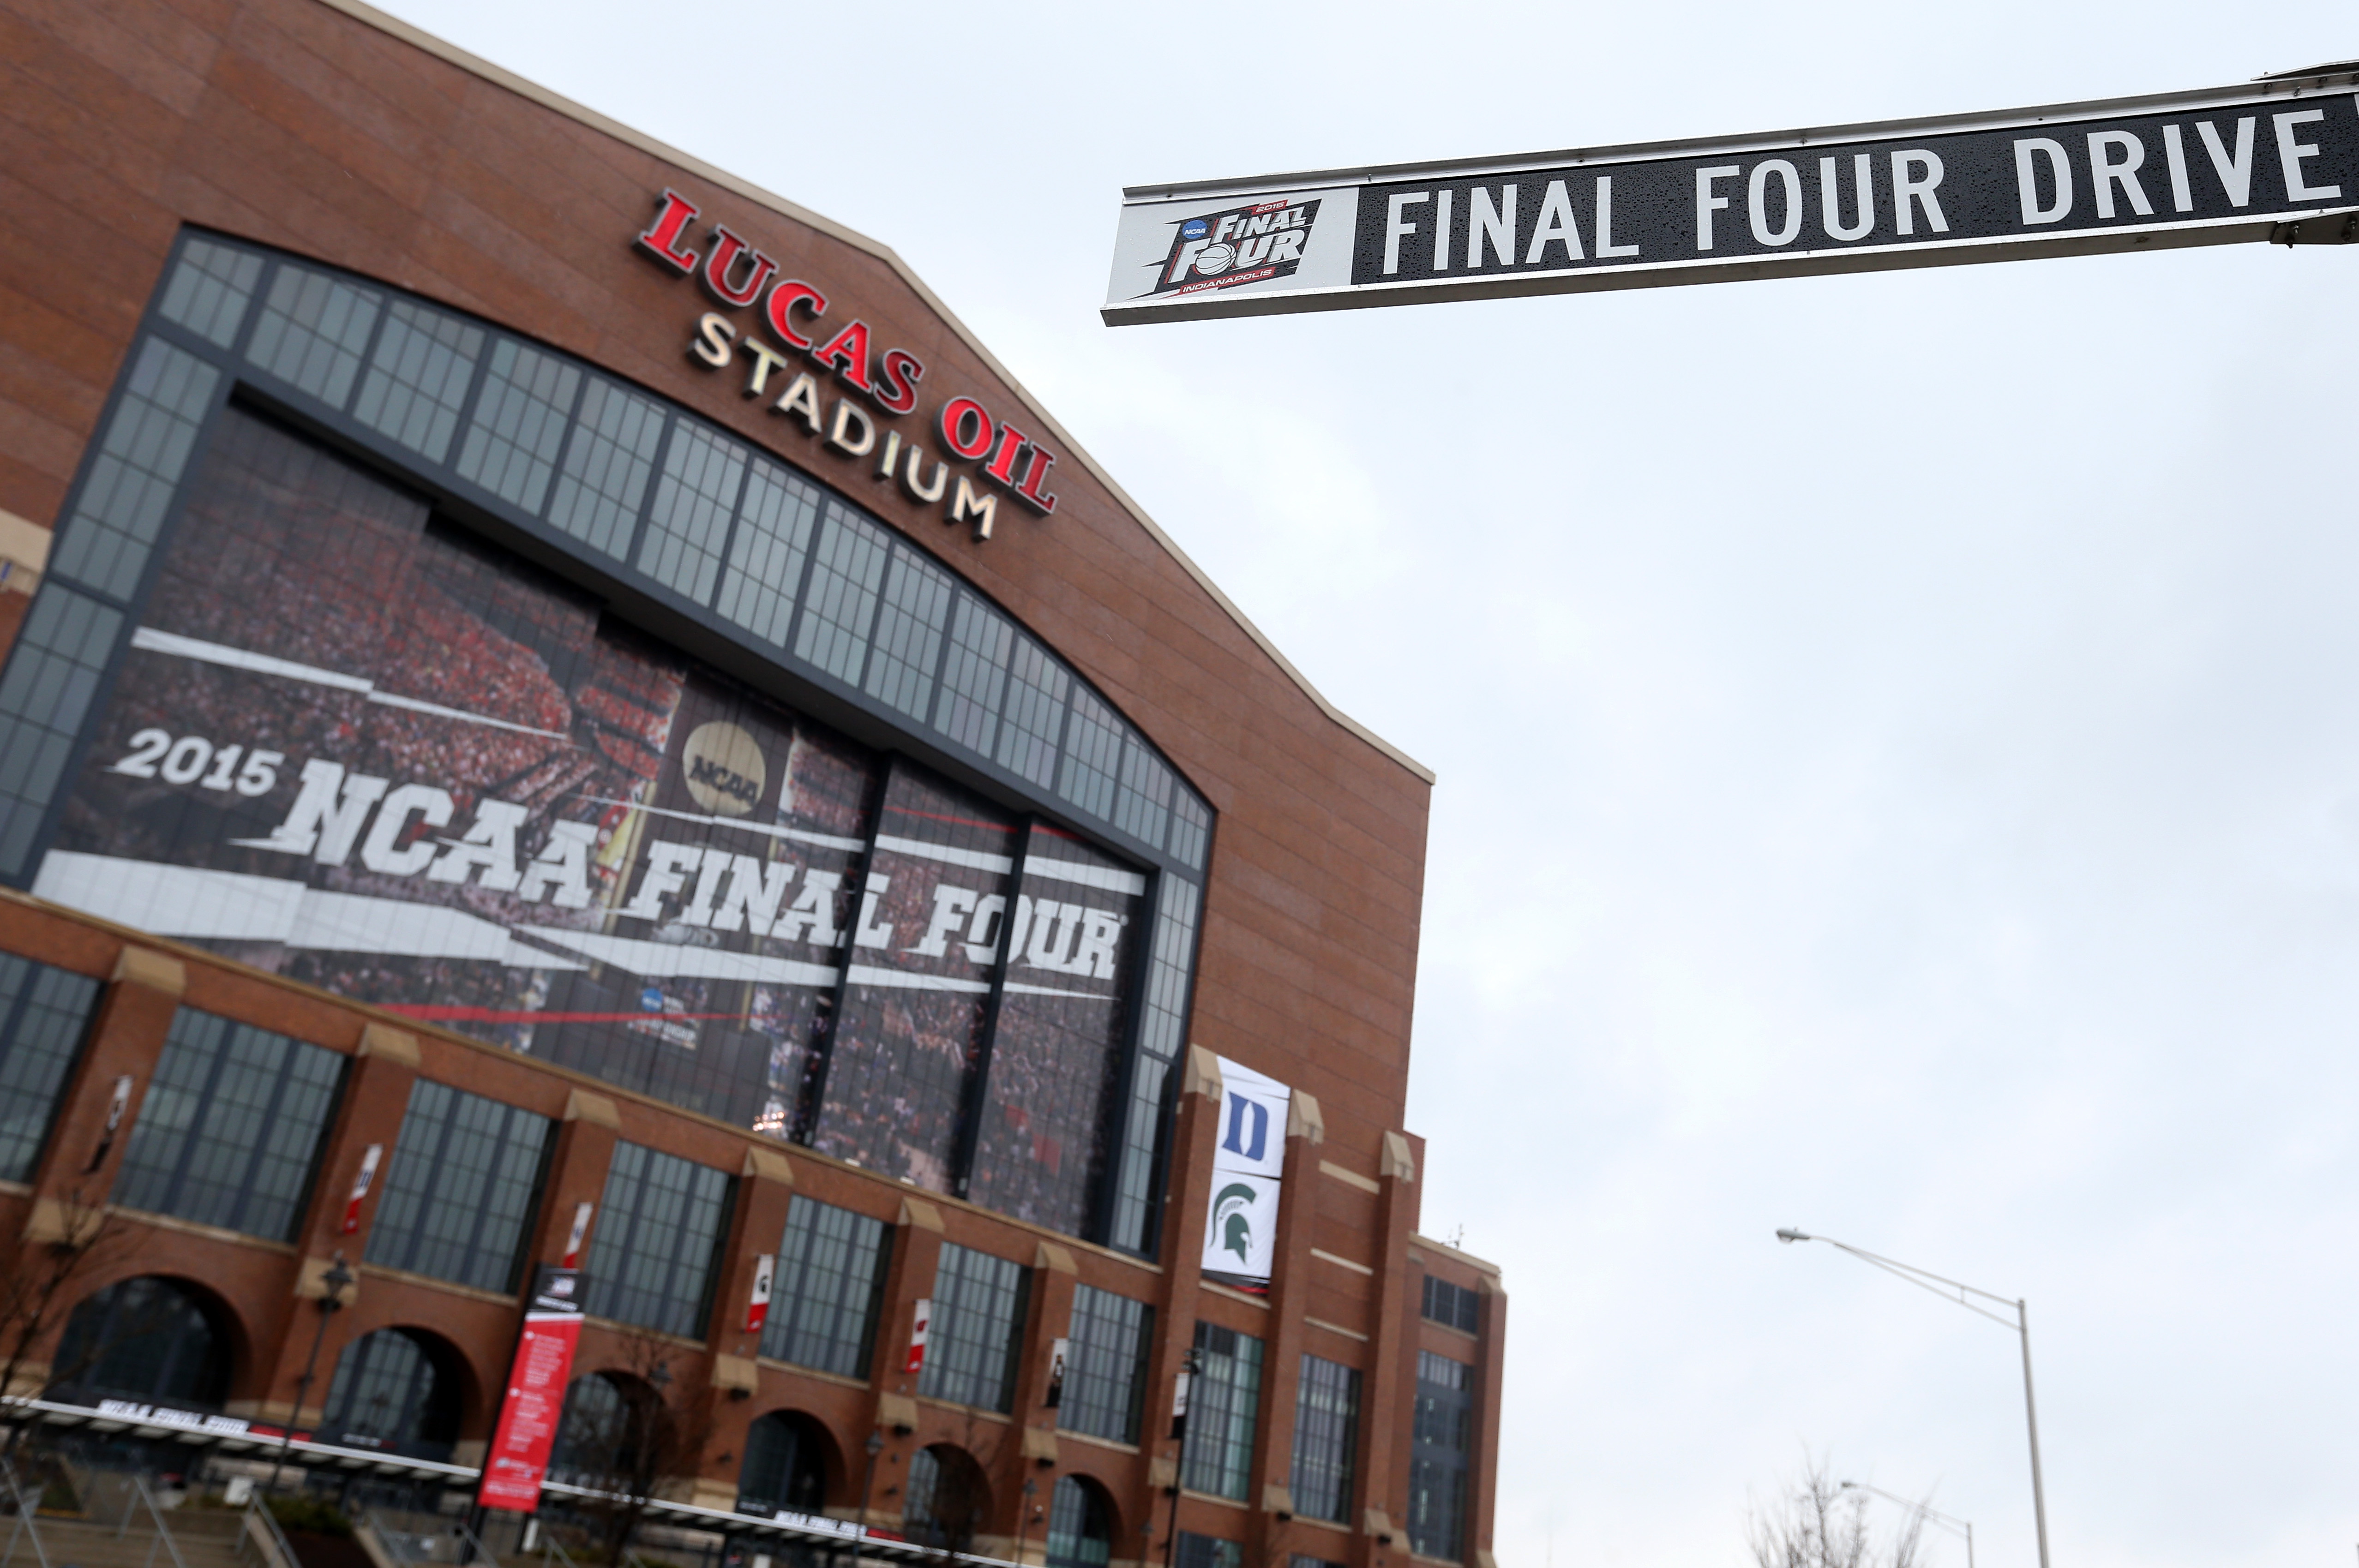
320,1328 -> 461,1456
49,1276 -> 228,1408
737,1410 -> 828,1514
548,1372 -> 638,1486
1045,1476 -> 1113,1568
903,1444 -> 990,1552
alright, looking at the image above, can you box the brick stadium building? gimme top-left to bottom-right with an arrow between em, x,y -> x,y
0,6 -> 1504,1568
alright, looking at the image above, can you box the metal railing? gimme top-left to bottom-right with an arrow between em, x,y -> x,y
366,1510 -> 498,1568
0,1460 -> 50,1568
537,1528 -> 582,1568
115,1475 -> 190,1568
239,1496 -> 303,1568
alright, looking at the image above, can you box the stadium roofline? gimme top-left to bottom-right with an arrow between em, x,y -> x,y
313,0 -> 1435,789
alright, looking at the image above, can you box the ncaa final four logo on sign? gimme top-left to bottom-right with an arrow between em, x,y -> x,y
1147,198 -> 1322,299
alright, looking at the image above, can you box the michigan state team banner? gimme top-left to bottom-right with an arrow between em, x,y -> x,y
1203,1057 -> 1291,1284
1104,69 -> 2359,323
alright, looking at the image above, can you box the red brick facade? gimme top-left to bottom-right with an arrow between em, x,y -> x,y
0,2 -> 1502,1566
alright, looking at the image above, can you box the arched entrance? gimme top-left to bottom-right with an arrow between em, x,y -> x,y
548,1371 -> 652,1486
903,1444 -> 990,1552
49,1276 -> 229,1408
737,1410 -> 829,1514
1045,1476 -> 1113,1568
319,1328 -> 462,1458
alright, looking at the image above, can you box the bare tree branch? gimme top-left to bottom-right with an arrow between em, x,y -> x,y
1747,1454 -> 1928,1568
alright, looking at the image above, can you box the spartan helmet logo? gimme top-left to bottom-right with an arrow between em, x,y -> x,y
1212,1181 -> 1257,1264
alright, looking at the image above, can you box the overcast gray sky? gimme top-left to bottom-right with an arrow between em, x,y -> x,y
373,1 -> 2359,1561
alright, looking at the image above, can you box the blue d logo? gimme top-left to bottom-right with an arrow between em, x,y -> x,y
1222,1092 -> 1268,1162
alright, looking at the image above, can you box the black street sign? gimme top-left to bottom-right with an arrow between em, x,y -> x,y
1104,65 -> 2359,323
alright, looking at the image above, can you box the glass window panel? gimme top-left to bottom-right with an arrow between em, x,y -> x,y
1060,1284 -> 1149,1445
1045,1476 -> 1112,1568
1058,687 -> 1122,822
1421,1278 -> 1481,1335
1111,875 -> 1198,1253
916,1242 -> 1027,1413
638,421 -> 747,604
1179,1321 -> 1261,1500
0,957 -> 101,1181
715,457 -> 820,646
114,1009 -> 344,1241
0,587 -> 124,878
1113,739 -> 1174,851
321,1328 -> 447,1449
808,764 -> 1016,1191
966,826 -> 1147,1234
1289,1353 -> 1362,1524
1176,1534 -> 1241,1568
762,1194 -> 891,1378
1408,1352 -> 1473,1561
365,1077 -> 553,1294
354,300 -> 485,465
582,1139 -> 732,1338
996,633 -> 1068,789
1168,791 -> 1211,872
456,339 -> 581,515
934,596 -> 1009,757
156,238 -> 264,348
793,503 -> 889,684
245,264 -> 381,408
49,336 -> 219,601
863,550 -> 951,723
547,378 -> 664,558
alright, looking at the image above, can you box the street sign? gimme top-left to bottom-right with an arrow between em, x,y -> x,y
1104,65 -> 2359,325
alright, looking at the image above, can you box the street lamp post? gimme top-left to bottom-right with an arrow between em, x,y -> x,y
1014,1476 -> 1039,1567
1162,1348 -> 1202,1568
854,1429 -> 886,1568
1840,1480 -> 1972,1568
270,1252 -> 354,1495
1777,1230 -> 2048,1568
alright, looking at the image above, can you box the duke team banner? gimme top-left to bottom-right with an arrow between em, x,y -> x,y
1201,1057 -> 1291,1285
1104,71 -> 2359,323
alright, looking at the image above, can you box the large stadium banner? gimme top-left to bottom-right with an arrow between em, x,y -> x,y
1202,1057 -> 1291,1285
479,1266 -> 584,1512
1104,74 -> 2359,323
33,407 -> 1146,1222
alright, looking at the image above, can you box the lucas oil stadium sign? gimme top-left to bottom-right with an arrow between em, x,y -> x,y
1103,65 -> 2359,323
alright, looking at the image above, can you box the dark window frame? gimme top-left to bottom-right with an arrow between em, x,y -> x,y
112,1007 -> 345,1242
364,1077 -> 555,1295
582,1140 -> 735,1340
762,1193 -> 893,1379
0,955 -> 103,1183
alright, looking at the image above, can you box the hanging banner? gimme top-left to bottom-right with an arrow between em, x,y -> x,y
1105,71 -> 2359,323
1044,1337 -> 1069,1409
747,1253 -> 775,1333
340,1144 -> 383,1233
1201,1057 -> 1291,1284
479,1267 -> 585,1513
561,1202 -> 594,1269
905,1298 -> 933,1375
1168,1363 -> 1193,1441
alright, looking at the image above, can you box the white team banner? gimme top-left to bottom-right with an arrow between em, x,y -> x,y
1201,1056 -> 1292,1283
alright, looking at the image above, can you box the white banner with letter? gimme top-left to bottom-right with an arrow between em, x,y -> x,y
1201,1057 -> 1291,1283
